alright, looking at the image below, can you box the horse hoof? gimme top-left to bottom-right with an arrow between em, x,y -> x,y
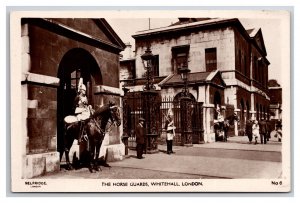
89,168 -> 94,173
66,164 -> 73,170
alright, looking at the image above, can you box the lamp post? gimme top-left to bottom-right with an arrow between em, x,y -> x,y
121,85 -> 130,155
178,64 -> 191,97
141,46 -> 159,153
178,64 -> 193,146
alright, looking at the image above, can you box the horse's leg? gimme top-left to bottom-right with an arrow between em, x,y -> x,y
64,137 -> 75,170
88,138 -> 96,173
94,140 -> 102,171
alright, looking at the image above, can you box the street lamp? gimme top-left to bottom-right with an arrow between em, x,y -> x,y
140,46 -> 159,153
178,63 -> 193,146
141,47 -> 154,70
141,46 -> 155,91
178,63 -> 191,96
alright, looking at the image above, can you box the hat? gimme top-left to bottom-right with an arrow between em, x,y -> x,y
139,117 -> 145,122
77,78 -> 86,92
79,84 -> 86,91
167,108 -> 174,116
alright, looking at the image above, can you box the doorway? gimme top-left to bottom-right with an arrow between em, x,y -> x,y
57,48 -> 102,154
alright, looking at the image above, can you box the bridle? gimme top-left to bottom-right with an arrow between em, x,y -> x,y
90,106 -> 120,135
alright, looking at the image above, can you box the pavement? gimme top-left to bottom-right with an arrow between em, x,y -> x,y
109,135 -> 282,179
37,134 -> 282,179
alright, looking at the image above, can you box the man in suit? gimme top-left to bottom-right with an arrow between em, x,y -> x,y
259,118 -> 268,144
135,117 -> 146,159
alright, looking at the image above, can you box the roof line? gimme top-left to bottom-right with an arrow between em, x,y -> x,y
132,18 -> 238,38
158,73 -> 175,86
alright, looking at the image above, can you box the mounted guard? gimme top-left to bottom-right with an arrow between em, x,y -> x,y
214,105 -> 225,141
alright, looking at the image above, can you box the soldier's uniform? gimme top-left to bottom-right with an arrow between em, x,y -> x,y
135,118 -> 146,159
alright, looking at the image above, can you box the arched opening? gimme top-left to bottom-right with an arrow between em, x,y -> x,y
213,91 -> 222,119
260,104 -> 263,121
213,91 -> 221,107
57,48 -> 102,153
173,92 -> 196,103
246,101 -> 250,120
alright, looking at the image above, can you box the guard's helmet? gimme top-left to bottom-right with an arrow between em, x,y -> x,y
79,84 -> 86,91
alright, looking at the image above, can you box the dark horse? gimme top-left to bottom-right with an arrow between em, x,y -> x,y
215,113 -> 239,142
59,102 -> 121,172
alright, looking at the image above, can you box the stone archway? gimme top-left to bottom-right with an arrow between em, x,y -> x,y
57,48 -> 102,155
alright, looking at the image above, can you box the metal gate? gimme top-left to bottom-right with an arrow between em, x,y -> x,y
123,94 -> 204,147
122,91 -> 161,151
160,97 -> 203,145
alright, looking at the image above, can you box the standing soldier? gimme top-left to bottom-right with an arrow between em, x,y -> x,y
165,108 -> 176,154
135,117 -> 146,159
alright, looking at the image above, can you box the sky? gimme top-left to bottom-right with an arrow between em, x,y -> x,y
107,16 -> 286,85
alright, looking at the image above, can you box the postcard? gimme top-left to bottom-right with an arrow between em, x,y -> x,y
10,9 -> 290,192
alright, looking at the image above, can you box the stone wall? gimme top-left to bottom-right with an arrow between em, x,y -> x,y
27,84 -> 57,154
21,19 -> 124,178
135,27 -> 235,78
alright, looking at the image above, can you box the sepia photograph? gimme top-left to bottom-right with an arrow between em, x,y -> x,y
10,9 -> 291,192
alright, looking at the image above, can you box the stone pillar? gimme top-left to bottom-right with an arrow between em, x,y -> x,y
250,92 -> 256,120
234,109 -> 240,136
22,73 -> 60,178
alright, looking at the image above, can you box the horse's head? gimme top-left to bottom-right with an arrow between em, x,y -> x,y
109,103 -> 121,127
226,113 -> 239,125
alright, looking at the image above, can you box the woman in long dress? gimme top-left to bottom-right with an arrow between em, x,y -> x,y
252,120 -> 260,145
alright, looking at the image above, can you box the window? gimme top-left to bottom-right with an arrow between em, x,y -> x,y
70,68 -> 81,90
205,48 -> 217,72
152,55 -> 159,77
172,45 -> 190,73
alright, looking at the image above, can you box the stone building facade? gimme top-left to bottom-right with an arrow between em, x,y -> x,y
121,18 -> 270,143
268,79 -> 282,129
21,18 -> 125,178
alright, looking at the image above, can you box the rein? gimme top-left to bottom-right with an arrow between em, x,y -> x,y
90,115 -> 116,135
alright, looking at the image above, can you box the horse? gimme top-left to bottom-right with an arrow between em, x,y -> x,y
223,113 -> 239,142
59,102 -> 121,172
214,113 -> 239,142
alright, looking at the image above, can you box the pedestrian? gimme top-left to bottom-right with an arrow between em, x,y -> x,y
276,120 -> 282,142
259,118 -> 268,144
266,119 -> 272,141
223,119 -> 229,142
252,120 -> 260,145
165,113 -> 176,155
135,117 -> 146,159
245,118 -> 253,143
